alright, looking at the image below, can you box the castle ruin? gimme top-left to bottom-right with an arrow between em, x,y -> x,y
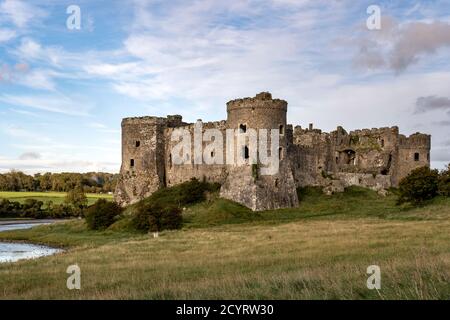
114,92 -> 431,211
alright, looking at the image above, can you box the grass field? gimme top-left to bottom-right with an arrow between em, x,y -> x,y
0,191 -> 113,206
0,188 -> 449,299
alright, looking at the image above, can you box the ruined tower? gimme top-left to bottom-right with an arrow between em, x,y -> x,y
219,92 -> 299,210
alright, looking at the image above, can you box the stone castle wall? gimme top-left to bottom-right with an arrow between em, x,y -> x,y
115,92 -> 431,210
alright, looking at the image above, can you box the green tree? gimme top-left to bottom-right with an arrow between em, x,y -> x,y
65,186 -> 88,216
397,166 -> 439,205
85,199 -> 122,230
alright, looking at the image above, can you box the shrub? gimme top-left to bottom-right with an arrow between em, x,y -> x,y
85,199 -> 122,230
145,178 -> 220,208
132,202 -> 182,233
397,166 -> 439,205
438,163 -> 450,197
65,186 -> 88,216
50,204 -> 74,218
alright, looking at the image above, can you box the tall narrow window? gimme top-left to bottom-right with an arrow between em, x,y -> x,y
130,159 -> 135,167
427,153 -> 430,161
279,147 -> 283,160
135,141 -> 140,147
279,124 -> 284,135
380,139 -> 384,148
414,153 -> 420,161
244,146 -> 249,159
239,124 -> 247,133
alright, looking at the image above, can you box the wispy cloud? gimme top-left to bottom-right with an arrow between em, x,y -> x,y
19,152 -> 41,160
0,28 -> 15,42
0,0 -> 46,28
0,94 -> 92,116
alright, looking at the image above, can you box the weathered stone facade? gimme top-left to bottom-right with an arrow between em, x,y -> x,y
115,92 -> 431,211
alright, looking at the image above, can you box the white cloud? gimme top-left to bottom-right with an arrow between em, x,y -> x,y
0,0 -> 46,28
0,28 -> 15,42
0,94 -> 92,116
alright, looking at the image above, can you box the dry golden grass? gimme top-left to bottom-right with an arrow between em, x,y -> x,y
0,216 -> 449,299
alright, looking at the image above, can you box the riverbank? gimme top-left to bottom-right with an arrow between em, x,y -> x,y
0,189 -> 448,299
0,220 -> 64,263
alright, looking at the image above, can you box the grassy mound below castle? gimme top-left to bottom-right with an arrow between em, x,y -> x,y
0,182 -> 449,299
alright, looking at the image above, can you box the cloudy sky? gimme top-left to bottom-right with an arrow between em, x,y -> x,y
0,0 -> 449,173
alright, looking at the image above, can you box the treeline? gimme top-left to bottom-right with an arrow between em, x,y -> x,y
0,187 -> 95,219
0,171 -> 119,193
0,199 -> 75,219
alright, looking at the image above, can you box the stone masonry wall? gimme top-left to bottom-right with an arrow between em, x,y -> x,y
115,92 -> 431,209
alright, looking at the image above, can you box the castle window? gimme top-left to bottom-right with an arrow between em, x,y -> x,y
244,146 -> 249,159
414,153 -> 420,161
169,154 -> 172,168
279,147 -> 283,160
130,159 -> 135,167
239,124 -> 247,133
381,139 -> 384,148
275,179 -> 279,187
427,153 -> 430,161
279,125 -> 284,135
135,141 -> 140,147
211,151 -> 215,158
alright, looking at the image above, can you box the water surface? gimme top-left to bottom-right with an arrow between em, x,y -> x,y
0,221 -> 62,263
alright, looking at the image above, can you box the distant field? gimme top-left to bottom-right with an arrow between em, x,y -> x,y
0,191 -> 113,205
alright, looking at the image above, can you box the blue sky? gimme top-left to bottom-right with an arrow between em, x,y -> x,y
0,0 -> 449,173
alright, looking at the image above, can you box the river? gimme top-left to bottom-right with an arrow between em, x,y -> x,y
0,220 -> 62,263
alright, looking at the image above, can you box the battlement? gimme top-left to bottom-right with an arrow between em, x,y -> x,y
349,126 -> 399,136
226,92 -> 287,112
122,116 -> 168,126
399,132 -> 431,148
122,114 -> 185,127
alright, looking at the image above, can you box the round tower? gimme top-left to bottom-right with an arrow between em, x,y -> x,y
226,92 -> 287,133
220,92 -> 299,211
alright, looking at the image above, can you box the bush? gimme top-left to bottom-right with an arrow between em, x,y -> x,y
143,178 -> 220,208
132,202 -> 182,233
65,186 -> 88,216
438,163 -> 450,197
397,166 -> 439,205
85,199 -> 123,230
